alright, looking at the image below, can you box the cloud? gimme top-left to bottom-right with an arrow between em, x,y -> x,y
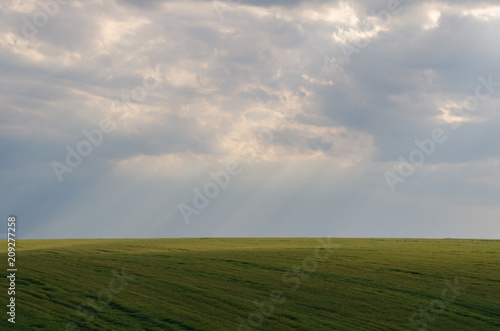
1,0 -> 500,239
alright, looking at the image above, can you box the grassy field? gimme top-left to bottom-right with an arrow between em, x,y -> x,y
1,238 -> 499,330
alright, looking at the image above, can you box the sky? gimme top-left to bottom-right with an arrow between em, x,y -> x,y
1,0 -> 500,239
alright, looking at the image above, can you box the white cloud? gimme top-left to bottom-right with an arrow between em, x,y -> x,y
423,9 -> 441,30
463,6 -> 500,21
98,16 -> 151,55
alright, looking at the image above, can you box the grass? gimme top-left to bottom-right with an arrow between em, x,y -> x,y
1,238 -> 499,330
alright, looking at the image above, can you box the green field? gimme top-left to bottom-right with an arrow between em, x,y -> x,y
1,238 -> 499,330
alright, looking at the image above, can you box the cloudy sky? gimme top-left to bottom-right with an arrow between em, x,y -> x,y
2,0 -> 500,239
